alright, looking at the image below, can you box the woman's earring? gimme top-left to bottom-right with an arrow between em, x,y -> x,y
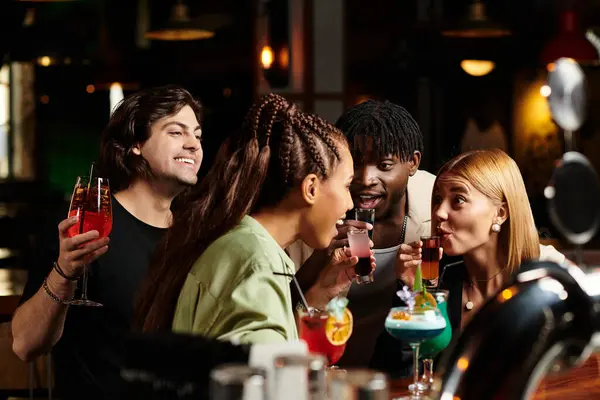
491,223 -> 501,233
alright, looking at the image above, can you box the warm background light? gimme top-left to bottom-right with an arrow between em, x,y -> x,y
261,46 -> 274,69
501,288 -> 514,300
145,28 -> 214,41
460,59 -> 495,76
515,77 -> 555,136
354,95 -> 372,105
457,357 -> 470,371
540,85 -> 551,97
278,46 -> 289,70
109,83 -> 124,117
513,72 -> 561,195
37,56 -> 52,67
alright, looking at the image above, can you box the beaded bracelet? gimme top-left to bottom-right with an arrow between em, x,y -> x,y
42,277 -> 74,305
53,261 -> 80,281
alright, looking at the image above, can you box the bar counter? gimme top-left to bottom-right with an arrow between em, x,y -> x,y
389,354 -> 600,399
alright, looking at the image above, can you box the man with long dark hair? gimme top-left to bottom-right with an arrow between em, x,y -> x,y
11,85 -> 203,399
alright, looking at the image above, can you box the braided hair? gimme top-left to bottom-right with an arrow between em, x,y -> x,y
134,93 -> 348,332
335,100 -> 423,162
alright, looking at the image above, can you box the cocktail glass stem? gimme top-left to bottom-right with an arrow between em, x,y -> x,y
409,343 -> 423,398
80,264 -> 90,301
420,358 -> 434,389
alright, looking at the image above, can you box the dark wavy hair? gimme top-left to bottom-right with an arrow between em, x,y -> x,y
133,93 -> 349,332
97,85 -> 202,192
335,100 -> 423,161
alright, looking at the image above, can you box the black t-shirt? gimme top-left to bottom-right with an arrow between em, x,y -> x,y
19,198 -> 166,399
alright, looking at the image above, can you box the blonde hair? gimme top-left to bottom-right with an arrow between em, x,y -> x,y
435,149 -> 540,273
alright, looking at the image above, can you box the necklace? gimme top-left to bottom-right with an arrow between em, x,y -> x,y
464,266 -> 507,311
399,214 -> 408,244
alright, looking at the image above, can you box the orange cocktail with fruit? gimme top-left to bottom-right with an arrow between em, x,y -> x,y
298,298 -> 353,365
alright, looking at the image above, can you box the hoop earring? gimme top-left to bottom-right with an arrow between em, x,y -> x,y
491,223 -> 501,233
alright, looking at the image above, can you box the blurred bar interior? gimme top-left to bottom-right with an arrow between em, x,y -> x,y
2,0 -> 600,397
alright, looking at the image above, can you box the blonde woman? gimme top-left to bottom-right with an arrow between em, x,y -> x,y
397,149 -> 567,332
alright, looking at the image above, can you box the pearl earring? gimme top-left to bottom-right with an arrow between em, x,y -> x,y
491,223 -> 501,233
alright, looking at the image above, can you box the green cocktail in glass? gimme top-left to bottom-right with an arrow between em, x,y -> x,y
385,306 -> 446,399
416,290 -> 451,392
389,265 -> 448,399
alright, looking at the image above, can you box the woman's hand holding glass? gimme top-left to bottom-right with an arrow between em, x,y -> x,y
305,246 -> 376,309
326,220 -> 373,255
304,220 -> 376,309
395,241 -> 443,289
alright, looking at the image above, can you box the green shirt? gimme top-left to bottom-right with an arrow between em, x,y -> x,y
172,215 -> 299,344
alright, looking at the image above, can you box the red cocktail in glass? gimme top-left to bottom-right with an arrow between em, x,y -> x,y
298,308 -> 353,365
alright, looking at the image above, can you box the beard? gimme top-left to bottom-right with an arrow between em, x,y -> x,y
378,186 -> 407,220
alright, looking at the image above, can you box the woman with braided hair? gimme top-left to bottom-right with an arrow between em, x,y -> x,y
134,93 -> 368,343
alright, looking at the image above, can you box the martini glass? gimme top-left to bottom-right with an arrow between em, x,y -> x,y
385,306 -> 446,399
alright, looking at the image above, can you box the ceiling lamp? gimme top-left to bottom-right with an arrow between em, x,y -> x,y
460,59 -> 495,76
145,1 -> 215,41
442,0 -> 511,39
540,10 -> 598,66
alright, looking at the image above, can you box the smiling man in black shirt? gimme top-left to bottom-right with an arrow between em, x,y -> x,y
11,85 -> 204,399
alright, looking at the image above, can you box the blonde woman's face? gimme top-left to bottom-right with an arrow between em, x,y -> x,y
432,173 -> 500,256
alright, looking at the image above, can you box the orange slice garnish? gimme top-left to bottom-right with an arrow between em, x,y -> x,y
391,311 -> 411,320
414,292 -> 437,310
325,308 -> 353,346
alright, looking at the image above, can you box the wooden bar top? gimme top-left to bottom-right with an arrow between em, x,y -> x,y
390,353 -> 600,399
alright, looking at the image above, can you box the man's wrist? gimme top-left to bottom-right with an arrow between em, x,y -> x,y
46,269 -> 78,295
53,261 -> 80,281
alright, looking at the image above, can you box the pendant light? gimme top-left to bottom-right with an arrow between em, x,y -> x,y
442,0 -> 511,39
442,0 -> 510,77
145,0 -> 215,41
540,9 -> 598,66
